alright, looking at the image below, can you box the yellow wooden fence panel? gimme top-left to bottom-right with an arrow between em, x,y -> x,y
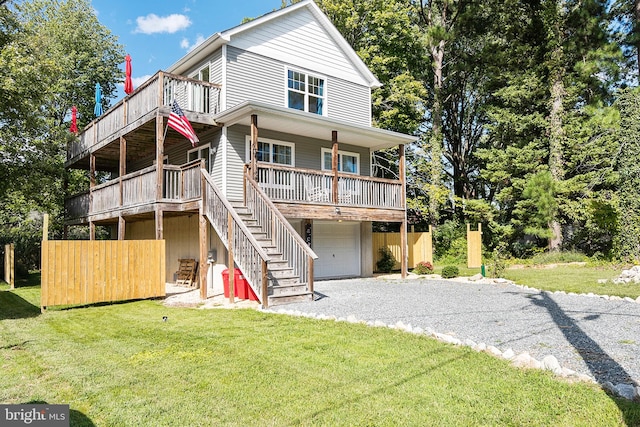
41,240 -> 166,310
373,228 -> 433,271
467,223 -> 482,268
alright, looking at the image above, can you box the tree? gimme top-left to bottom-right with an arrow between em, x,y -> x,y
0,0 -> 124,272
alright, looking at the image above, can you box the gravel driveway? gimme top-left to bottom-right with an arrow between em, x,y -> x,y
280,276 -> 640,389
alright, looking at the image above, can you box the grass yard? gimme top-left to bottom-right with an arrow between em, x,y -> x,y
1,280 -> 639,426
501,264 -> 640,299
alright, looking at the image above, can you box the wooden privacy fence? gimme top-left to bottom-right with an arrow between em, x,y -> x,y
467,223 -> 482,268
41,240 -> 166,310
4,243 -> 14,289
373,227 -> 433,271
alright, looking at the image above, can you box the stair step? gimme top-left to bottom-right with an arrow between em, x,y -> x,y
268,292 -> 314,306
270,283 -> 309,296
268,276 -> 300,286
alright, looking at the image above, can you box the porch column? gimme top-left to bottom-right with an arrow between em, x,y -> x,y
155,115 -> 164,240
250,114 -> 258,180
199,172 -> 209,300
227,212 -> 235,304
118,216 -> 125,240
331,130 -> 338,203
399,144 -> 407,278
119,136 -> 126,208
89,153 -> 96,240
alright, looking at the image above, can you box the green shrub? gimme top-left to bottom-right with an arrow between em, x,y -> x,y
413,261 -> 434,275
441,265 -> 459,279
376,247 -> 396,273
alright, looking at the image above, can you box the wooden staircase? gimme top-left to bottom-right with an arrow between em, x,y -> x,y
232,203 -> 314,305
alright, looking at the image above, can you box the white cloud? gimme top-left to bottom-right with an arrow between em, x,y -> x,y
134,14 -> 191,34
181,35 -> 206,52
132,75 -> 153,88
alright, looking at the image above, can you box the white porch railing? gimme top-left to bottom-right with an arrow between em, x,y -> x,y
256,163 -> 403,209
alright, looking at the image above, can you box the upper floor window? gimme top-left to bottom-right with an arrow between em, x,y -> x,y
246,137 -> 295,166
287,69 -> 325,115
321,148 -> 359,174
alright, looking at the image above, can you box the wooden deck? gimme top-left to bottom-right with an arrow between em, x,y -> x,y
66,71 -> 221,170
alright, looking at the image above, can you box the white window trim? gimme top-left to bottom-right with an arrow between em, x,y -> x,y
187,143 -> 212,172
284,67 -> 328,116
321,148 -> 360,175
245,136 -> 295,167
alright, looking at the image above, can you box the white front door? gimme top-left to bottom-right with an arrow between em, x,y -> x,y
313,221 -> 360,279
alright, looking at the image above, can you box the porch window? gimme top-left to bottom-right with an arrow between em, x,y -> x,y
187,143 -> 211,171
322,148 -> 359,174
287,69 -> 325,115
246,137 -> 294,166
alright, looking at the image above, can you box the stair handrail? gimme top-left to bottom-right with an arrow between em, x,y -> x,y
201,169 -> 270,304
244,168 -> 318,291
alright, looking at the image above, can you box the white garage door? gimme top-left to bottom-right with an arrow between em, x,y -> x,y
313,221 -> 360,279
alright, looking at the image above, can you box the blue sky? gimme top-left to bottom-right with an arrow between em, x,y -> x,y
91,0 -> 285,100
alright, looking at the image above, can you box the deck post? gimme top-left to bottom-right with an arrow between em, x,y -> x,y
119,136 -> 126,207
89,153 -> 96,240
199,212 -> 209,300
227,211 -> 235,304
118,216 -> 125,240
331,131 -> 338,204
250,114 -> 258,180
155,208 -> 163,240
156,115 -> 164,201
399,144 -> 407,278
261,260 -> 268,308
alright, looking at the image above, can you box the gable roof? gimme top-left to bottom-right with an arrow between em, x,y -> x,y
167,0 -> 381,88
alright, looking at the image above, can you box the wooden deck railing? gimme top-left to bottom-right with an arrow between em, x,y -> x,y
256,163 -> 403,208
66,161 -> 204,220
201,170 -> 270,306
68,71 -> 221,161
244,169 -> 318,289
164,159 -> 203,200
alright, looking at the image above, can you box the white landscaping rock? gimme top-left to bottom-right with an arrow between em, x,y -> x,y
542,355 -> 562,374
487,345 -> 502,357
469,273 -> 484,282
502,348 -> 515,360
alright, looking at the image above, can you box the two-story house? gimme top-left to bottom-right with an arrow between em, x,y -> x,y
64,0 -> 416,307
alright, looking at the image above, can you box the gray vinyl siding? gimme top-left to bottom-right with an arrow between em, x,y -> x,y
230,125 -> 371,176
225,46 -> 281,109
225,47 -> 372,126
327,77 -> 371,126
210,49 -> 223,84
229,6 -> 368,86
225,126 -> 249,200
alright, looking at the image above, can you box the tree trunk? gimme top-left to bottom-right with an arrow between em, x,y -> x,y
548,64 -> 565,251
428,38 -> 445,226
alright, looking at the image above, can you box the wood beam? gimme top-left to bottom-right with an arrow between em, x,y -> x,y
119,136 -> 127,207
199,212 -> 209,300
155,208 -> 163,240
118,216 -> 125,240
227,211 -> 235,304
332,131 -> 338,203
250,114 -> 258,180
156,115 -> 164,201
399,144 -> 407,278
89,153 -> 96,240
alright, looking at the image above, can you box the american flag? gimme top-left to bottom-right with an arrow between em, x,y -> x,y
168,100 -> 199,147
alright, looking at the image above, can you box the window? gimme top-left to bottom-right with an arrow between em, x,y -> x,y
187,143 -> 211,171
193,65 -> 210,113
246,137 -> 294,166
321,148 -> 359,174
287,69 -> 325,115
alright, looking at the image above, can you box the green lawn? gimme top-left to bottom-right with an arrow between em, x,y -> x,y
1,279 -> 639,426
